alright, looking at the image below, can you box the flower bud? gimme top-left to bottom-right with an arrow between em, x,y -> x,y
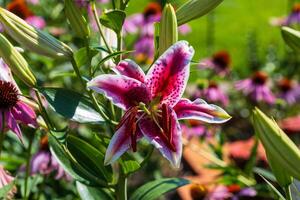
0,33 -> 36,87
158,4 -> 178,56
176,0 -> 223,25
252,108 -> 300,180
281,26 -> 300,52
0,7 -> 73,59
266,150 -> 293,187
64,0 -> 90,39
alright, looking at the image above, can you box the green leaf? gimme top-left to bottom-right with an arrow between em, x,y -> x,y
130,178 -> 190,200
48,134 -> 107,186
39,87 -> 103,123
259,174 -> 286,200
74,47 -> 98,67
66,135 -> 113,182
100,10 -> 126,33
119,154 -> 141,175
0,181 -> 15,198
76,182 -> 114,200
253,167 -> 276,182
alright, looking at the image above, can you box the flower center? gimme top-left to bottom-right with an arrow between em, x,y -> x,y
143,2 -> 162,19
278,78 -> 293,92
212,51 -> 230,69
0,80 -> 19,109
7,0 -> 33,19
252,71 -> 268,85
292,3 -> 300,13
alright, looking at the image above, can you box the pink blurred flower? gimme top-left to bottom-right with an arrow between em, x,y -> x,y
235,71 -> 275,104
0,59 -> 37,141
199,51 -> 231,76
6,0 -> 46,29
88,41 -> 230,167
197,82 -> 229,106
277,78 -> 300,105
31,136 -> 71,180
0,165 -> 16,199
206,185 -> 256,200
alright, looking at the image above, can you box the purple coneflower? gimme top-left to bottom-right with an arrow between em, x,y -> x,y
31,136 -> 71,180
200,82 -> 229,106
277,78 -> 300,105
199,51 -> 231,76
235,71 -> 275,104
205,185 -> 256,200
0,59 -> 37,140
286,3 -> 300,26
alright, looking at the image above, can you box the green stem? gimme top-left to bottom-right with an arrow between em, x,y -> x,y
116,170 -> 127,200
91,2 -> 114,54
0,112 -> 5,157
116,32 -> 123,63
24,134 -> 34,200
35,90 -> 54,131
285,185 -> 292,200
70,58 -> 118,125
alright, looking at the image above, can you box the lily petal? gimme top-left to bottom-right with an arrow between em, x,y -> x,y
87,75 -> 151,110
146,41 -> 194,107
139,108 -> 182,168
12,102 -> 37,127
5,111 -> 22,140
173,98 -> 231,123
0,59 -> 13,82
104,122 -> 142,165
113,59 -> 146,83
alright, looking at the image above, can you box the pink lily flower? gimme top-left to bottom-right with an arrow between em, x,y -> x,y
88,41 -> 231,167
0,59 -> 37,140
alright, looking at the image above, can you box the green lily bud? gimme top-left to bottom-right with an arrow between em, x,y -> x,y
266,150 -> 293,187
0,33 -> 36,87
158,4 -> 178,55
176,0 -> 223,25
0,7 -> 73,59
65,0 -> 90,39
252,108 -> 300,180
281,26 -> 300,52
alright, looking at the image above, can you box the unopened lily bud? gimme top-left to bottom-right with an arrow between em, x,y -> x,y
176,0 -> 223,25
266,150 -> 293,187
252,108 -> 300,180
281,26 -> 300,52
65,0 -> 90,39
0,7 -> 73,59
159,4 -> 178,56
0,33 -> 36,87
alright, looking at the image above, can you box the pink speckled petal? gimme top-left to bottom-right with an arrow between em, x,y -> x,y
12,101 -> 37,127
6,111 -> 22,140
174,98 -> 231,124
0,59 -> 13,82
87,75 -> 151,110
104,123 -> 142,165
146,41 -> 194,107
113,59 -> 145,83
139,108 -> 182,168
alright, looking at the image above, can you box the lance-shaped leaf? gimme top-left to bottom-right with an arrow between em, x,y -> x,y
76,182 -> 114,200
39,87 -> 104,123
176,0 -> 223,25
100,10 -> 126,33
130,178 -> 190,200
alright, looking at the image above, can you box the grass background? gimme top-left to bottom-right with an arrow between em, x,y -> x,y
127,0 -> 289,78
